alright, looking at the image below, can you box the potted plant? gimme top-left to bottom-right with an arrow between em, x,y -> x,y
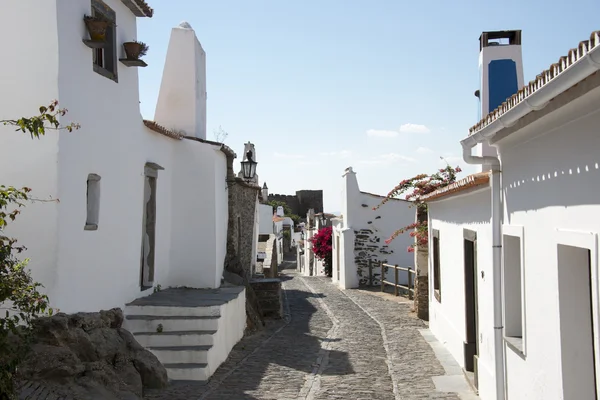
83,15 -> 110,42
123,41 -> 149,60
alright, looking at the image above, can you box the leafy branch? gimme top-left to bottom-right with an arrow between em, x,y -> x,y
0,101 -> 78,397
376,162 -> 462,252
1,100 -> 80,139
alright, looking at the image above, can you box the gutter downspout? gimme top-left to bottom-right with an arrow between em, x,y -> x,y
461,144 -> 505,400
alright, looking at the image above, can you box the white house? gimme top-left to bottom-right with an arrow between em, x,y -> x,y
0,0 -> 249,382
331,167 -> 416,289
425,29 -> 600,400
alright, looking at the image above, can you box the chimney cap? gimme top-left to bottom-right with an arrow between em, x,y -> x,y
479,30 -> 521,50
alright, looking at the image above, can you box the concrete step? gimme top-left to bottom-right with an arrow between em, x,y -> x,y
123,315 -> 220,332
148,345 -> 212,364
164,363 -> 209,381
125,304 -> 221,317
132,330 -> 217,347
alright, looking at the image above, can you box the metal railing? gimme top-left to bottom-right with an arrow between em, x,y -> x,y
376,260 -> 416,299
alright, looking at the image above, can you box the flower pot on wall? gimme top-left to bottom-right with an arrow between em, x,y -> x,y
84,17 -> 109,42
123,41 -> 149,60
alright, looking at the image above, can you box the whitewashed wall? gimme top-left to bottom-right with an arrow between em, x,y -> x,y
494,84 -> 600,400
0,3 -> 230,313
428,188 -> 496,400
259,204 -> 273,235
334,167 -> 415,289
0,1 -> 61,301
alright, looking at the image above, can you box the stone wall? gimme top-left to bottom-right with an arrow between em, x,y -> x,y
250,278 -> 282,318
223,153 -> 263,330
230,183 -> 260,280
354,227 -> 393,286
267,189 -> 323,217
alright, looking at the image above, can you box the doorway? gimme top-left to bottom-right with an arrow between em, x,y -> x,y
140,163 -> 162,289
558,244 -> 598,399
464,231 -> 479,389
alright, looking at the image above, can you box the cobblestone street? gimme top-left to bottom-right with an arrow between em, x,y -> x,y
144,267 -> 478,400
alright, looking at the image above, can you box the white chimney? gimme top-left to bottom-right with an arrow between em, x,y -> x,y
475,30 -> 524,171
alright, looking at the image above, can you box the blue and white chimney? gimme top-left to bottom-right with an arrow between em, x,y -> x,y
474,30 -> 524,168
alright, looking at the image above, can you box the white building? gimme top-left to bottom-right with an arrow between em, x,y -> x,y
425,29 -> 600,399
0,0 -> 248,382
331,167 -> 415,289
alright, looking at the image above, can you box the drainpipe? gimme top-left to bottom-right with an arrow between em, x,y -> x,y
461,143 -> 505,400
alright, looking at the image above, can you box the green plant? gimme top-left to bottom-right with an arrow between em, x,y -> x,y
376,163 -> 461,252
153,284 -> 161,293
134,41 -> 149,58
156,324 -> 163,333
0,101 -> 79,398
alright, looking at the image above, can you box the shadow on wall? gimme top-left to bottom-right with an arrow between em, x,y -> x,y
195,287 -> 354,399
504,160 -> 600,216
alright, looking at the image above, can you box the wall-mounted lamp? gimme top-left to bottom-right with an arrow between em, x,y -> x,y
226,150 -> 258,188
319,213 -> 327,226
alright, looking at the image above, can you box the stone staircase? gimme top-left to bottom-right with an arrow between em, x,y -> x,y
123,285 -> 246,382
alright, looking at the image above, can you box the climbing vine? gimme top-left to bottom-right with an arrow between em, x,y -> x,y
310,226 -> 333,277
375,163 -> 462,252
0,101 -> 79,397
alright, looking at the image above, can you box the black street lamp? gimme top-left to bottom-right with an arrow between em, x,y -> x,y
319,213 -> 327,226
240,150 -> 257,181
226,149 -> 258,188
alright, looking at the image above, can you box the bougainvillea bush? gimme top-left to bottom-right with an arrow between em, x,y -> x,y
375,164 -> 461,253
310,226 -> 333,277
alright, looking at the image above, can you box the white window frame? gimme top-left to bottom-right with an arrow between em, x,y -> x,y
502,224 -> 527,355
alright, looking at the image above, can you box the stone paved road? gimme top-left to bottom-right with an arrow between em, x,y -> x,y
144,270 -> 465,400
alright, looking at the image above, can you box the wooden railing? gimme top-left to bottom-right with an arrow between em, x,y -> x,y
377,261 -> 416,299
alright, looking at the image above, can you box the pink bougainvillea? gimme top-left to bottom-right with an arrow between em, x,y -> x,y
375,164 -> 462,252
310,226 -> 333,276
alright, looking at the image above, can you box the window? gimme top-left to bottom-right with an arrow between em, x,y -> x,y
92,0 -> 117,82
85,173 -> 101,230
432,229 -> 441,302
503,225 -> 526,354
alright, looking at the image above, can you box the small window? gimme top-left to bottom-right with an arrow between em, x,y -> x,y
85,173 -> 101,230
503,232 -> 525,352
432,229 -> 441,302
91,0 -> 118,82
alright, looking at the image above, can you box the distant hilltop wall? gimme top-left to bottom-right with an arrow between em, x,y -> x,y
268,190 -> 323,217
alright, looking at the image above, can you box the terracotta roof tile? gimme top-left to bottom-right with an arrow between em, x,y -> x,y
143,120 -> 183,140
143,120 -> 237,158
421,172 -> 490,201
469,30 -> 600,135
273,216 -> 285,222
120,0 -> 153,17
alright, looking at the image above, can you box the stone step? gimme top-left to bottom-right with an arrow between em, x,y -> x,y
125,304 -> 221,317
148,345 -> 212,364
124,315 -> 220,332
132,330 -> 217,347
164,363 -> 210,382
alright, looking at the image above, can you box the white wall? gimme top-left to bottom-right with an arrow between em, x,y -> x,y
1,3 -> 231,313
495,84 -> 600,399
334,167 -> 415,289
259,204 -> 273,234
0,1 -> 61,300
428,188 -> 497,400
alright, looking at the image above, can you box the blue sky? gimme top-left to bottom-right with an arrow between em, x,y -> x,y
137,0 -> 598,212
